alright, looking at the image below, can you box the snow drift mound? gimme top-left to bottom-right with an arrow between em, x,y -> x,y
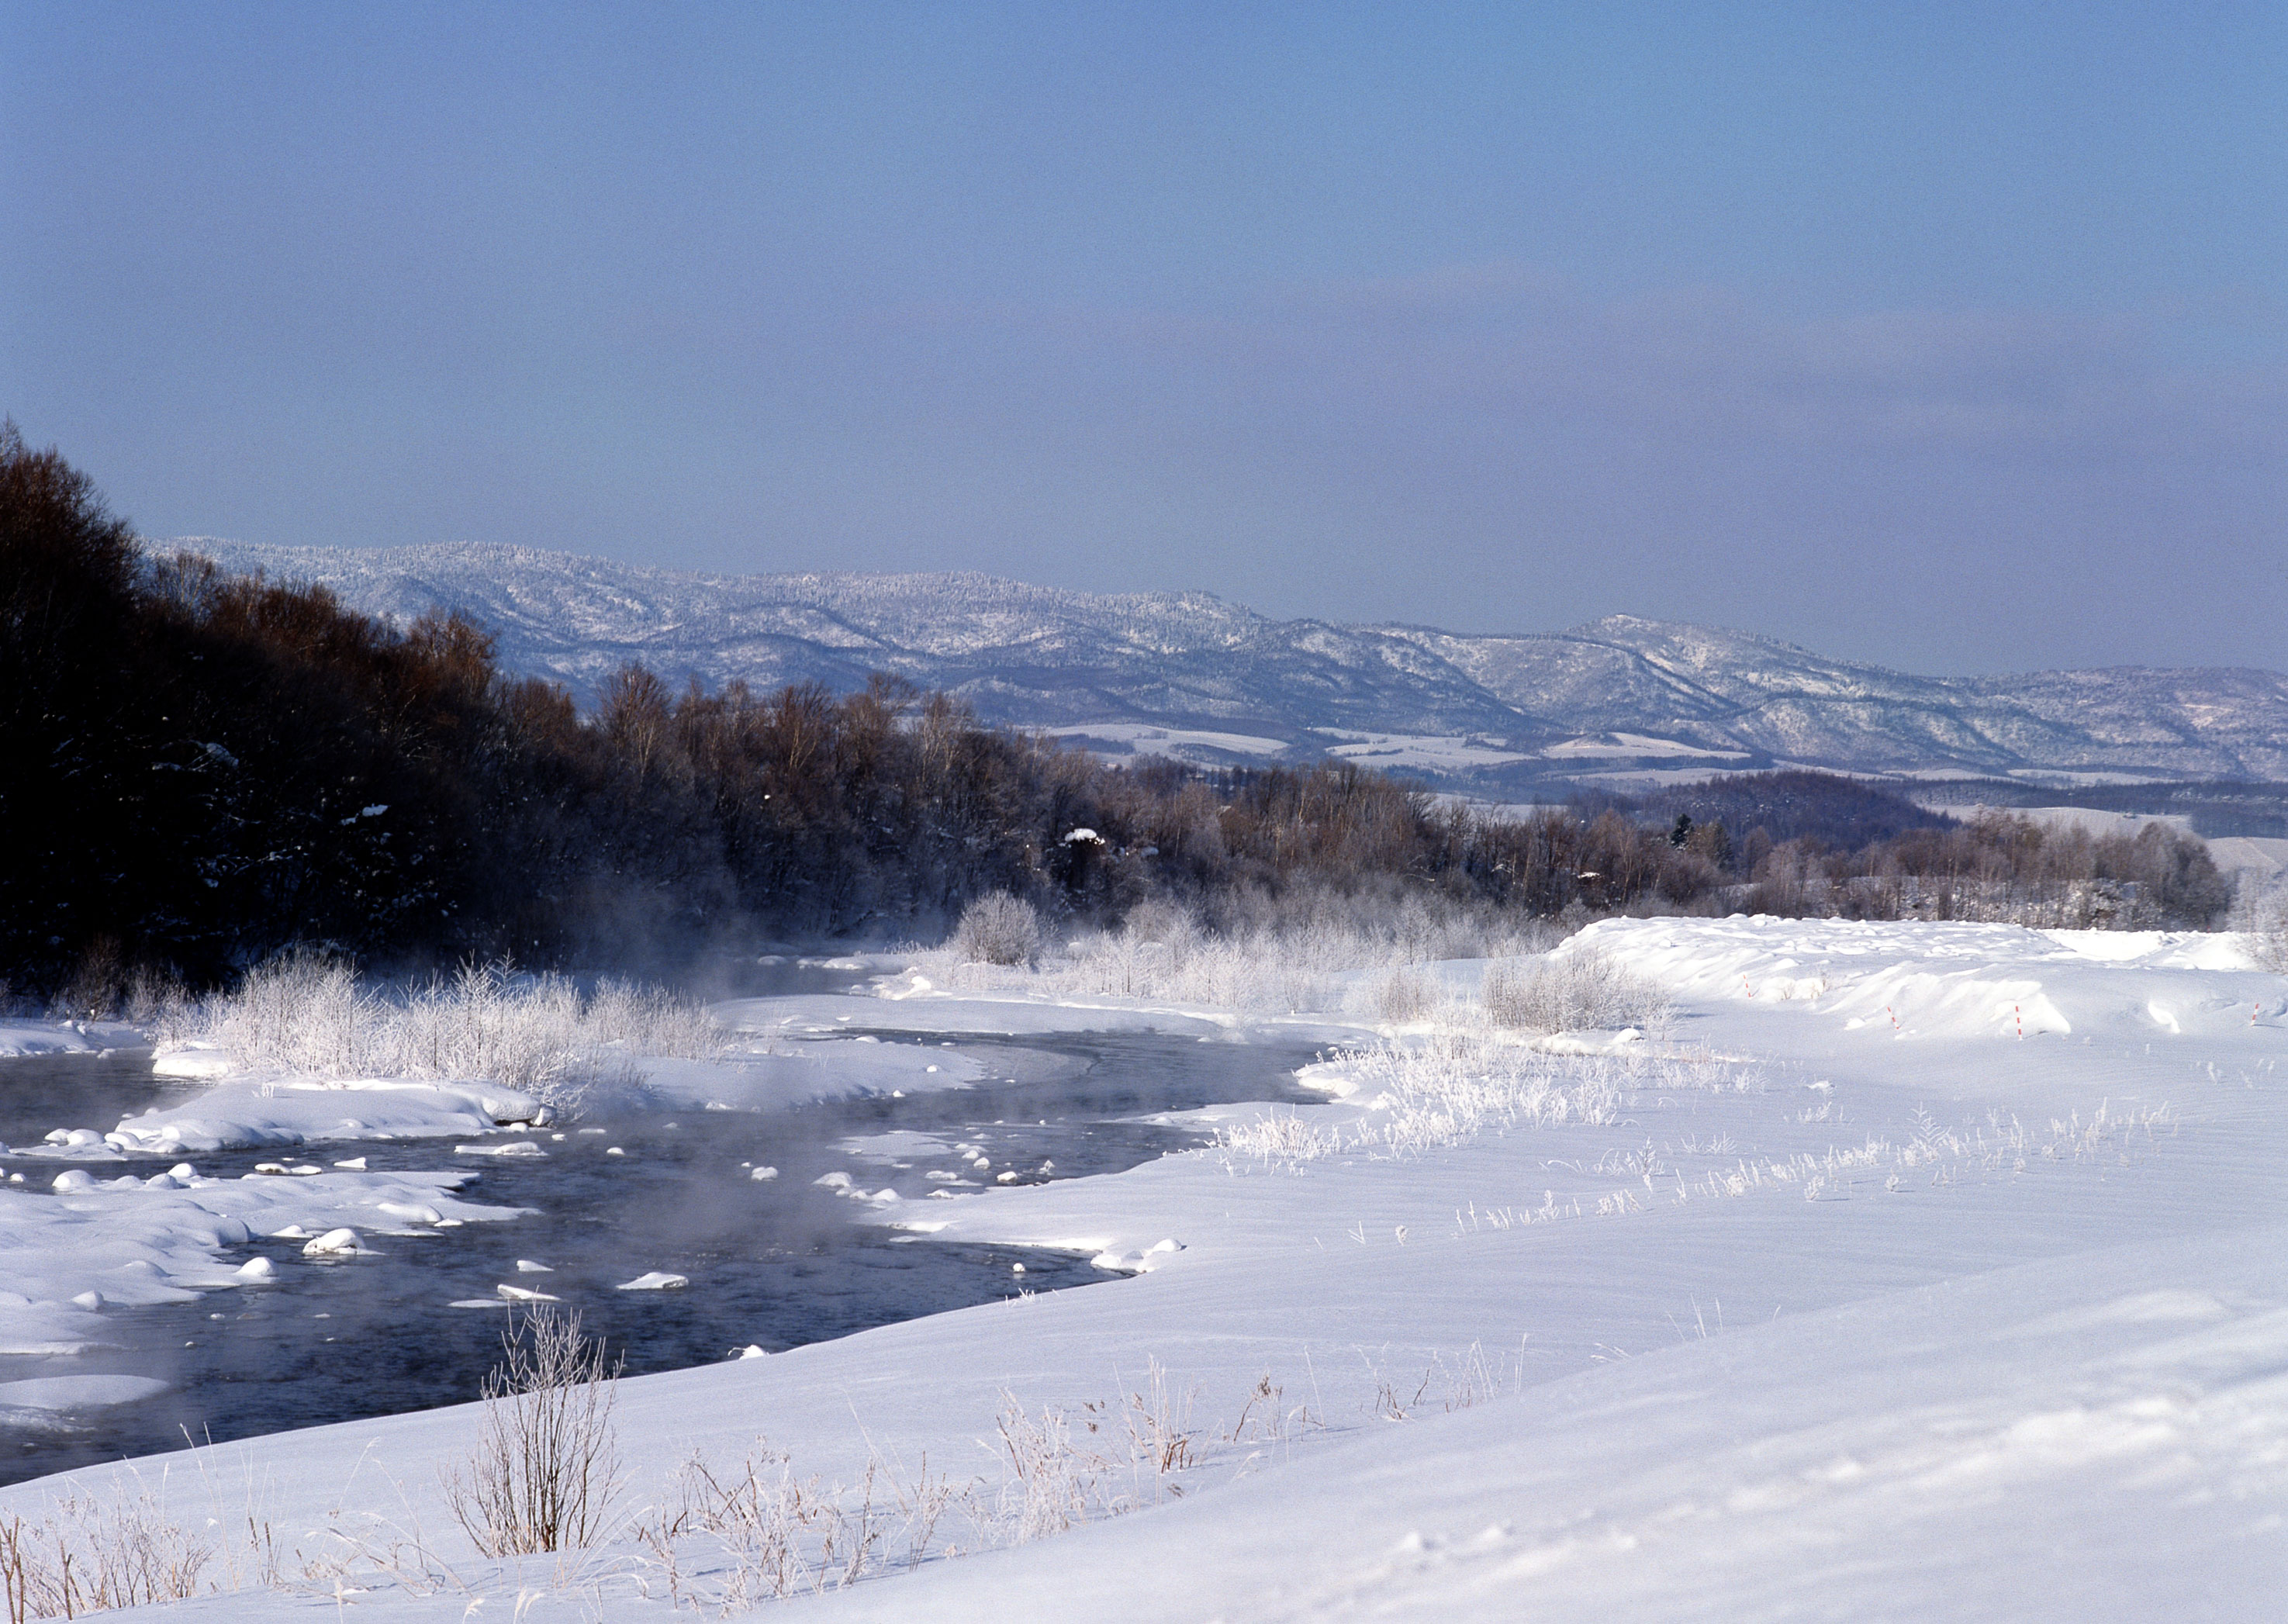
1568,916 -> 2279,1044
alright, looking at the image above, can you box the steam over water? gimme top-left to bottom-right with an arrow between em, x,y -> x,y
0,1025 -> 1316,1487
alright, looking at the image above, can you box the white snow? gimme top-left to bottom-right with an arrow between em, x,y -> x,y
1043,721 -> 1291,758
1311,729 -> 1533,770
5,914 -> 2286,1619
0,1021 -> 137,1059
1541,731 -> 1751,760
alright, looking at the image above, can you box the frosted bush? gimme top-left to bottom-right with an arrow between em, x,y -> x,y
175,954 -> 723,1115
1372,968 -> 1437,1025
1482,946 -> 1670,1033
951,893 -> 1042,967
925,894 -> 1558,1015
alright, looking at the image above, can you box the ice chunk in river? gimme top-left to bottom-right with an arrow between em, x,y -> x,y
302,1228 -> 362,1256
617,1271 -> 689,1291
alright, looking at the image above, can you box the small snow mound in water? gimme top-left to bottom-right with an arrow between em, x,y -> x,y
515,1259 -> 554,1273
1090,1249 -> 1145,1273
270,1224 -> 311,1239
375,1201 -> 444,1225
302,1228 -> 362,1256
456,1140 -> 547,1158
235,1256 -> 278,1282
333,1156 -> 368,1170
605,1147 -> 625,1157
496,1284 -> 559,1302
51,1170 -> 96,1194
814,1171 -> 853,1190
997,1171 -> 1018,1183
617,1271 -> 689,1291
750,1165 -> 779,1180
731,1344 -> 767,1360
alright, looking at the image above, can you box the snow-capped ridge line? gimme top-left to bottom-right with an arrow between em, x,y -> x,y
161,539 -> 2288,782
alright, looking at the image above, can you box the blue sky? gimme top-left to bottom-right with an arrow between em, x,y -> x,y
4,3 -> 2283,673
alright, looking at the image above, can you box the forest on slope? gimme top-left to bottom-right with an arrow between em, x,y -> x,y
0,430 -> 2234,1005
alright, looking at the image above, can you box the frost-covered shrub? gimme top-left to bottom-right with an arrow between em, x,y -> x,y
1374,968 -> 1436,1025
444,1308 -> 622,1557
923,893 -> 1560,1015
2241,875 -> 2288,974
951,893 -> 1042,966
1482,947 -> 1670,1033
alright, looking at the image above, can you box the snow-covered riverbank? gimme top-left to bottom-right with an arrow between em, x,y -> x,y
2,917 -> 2283,1620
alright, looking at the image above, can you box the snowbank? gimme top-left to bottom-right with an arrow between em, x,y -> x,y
97,1076 -> 548,1153
0,1021 -> 139,1059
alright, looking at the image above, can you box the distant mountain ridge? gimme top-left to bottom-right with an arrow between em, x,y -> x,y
168,539 -> 2288,788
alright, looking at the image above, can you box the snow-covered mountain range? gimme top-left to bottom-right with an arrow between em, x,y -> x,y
171,539 -> 2288,787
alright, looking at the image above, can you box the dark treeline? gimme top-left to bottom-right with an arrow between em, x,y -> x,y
0,431 -> 2237,1003
1588,770 -> 2232,929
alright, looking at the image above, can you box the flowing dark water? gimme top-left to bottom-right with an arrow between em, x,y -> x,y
0,1017 -> 1315,1487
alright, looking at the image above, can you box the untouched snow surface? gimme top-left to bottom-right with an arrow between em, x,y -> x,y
4,917 -> 2286,1619
0,1021 -> 140,1059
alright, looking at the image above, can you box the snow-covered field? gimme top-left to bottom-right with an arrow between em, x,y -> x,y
2,917 -> 2284,1619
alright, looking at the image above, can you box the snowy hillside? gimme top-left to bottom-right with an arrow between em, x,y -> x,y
171,540 -> 2288,784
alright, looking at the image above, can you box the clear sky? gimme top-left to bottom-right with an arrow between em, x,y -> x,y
5,2 -> 2283,675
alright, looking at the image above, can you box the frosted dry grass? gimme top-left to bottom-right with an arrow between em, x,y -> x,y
0,1490 -> 220,1620
1219,1042 -> 1756,1168
630,1360 -> 1210,1609
0,1451 -> 289,1623
177,955 -> 723,1114
925,899 -> 1560,1017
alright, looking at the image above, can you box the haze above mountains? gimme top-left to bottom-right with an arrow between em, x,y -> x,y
177,540 -> 2288,793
